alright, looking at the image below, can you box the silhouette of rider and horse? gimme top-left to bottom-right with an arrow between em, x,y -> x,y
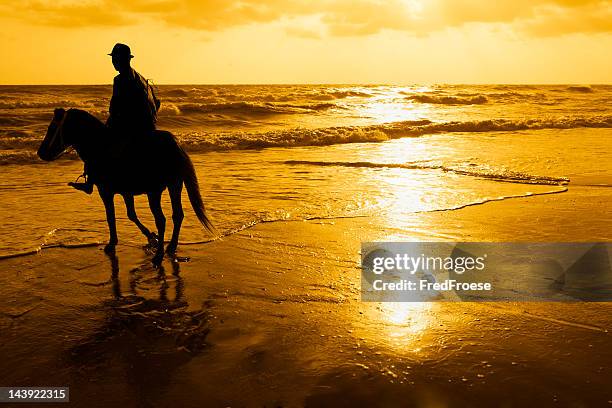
37,43 -> 216,264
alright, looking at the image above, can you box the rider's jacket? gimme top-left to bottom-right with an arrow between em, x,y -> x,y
107,68 -> 160,136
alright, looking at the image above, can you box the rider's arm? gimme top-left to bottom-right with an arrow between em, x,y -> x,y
106,76 -> 120,127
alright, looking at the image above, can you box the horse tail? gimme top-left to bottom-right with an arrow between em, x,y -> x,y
178,145 -> 217,236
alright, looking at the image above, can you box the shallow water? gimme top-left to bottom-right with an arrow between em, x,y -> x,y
1,126 -> 610,257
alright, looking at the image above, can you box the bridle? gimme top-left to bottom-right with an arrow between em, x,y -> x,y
49,110 -> 69,155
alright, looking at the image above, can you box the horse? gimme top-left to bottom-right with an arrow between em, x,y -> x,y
37,108 -> 216,264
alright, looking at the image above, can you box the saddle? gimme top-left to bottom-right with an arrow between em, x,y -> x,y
107,125 -> 156,159
88,126 -> 158,187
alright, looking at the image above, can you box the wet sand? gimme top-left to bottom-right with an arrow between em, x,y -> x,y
1,188 -> 612,407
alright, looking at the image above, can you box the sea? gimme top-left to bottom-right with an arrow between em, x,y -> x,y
1,84 -> 611,257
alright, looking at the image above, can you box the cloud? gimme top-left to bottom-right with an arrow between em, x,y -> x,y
3,0 -> 611,37
520,2 -> 612,36
284,26 -> 323,39
5,0 -> 132,27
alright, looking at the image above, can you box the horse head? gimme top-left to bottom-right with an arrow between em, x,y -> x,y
38,108 -> 72,161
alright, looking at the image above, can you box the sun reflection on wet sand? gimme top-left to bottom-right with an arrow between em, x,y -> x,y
354,302 -> 437,354
383,302 -> 432,328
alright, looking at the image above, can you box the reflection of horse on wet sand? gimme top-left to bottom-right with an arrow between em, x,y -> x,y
37,108 -> 216,264
67,253 -> 211,405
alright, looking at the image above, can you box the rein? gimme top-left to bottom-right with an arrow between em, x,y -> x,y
50,110 -> 69,154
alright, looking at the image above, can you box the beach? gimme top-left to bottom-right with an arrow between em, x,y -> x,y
1,187 -> 612,407
1,84 -> 611,406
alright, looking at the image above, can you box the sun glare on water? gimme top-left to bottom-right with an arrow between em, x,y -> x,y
358,87 -> 432,124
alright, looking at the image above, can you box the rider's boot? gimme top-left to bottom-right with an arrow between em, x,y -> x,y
68,181 -> 94,194
68,170 -> 94,195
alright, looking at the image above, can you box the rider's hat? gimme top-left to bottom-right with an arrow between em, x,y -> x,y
108,43 -> 133,59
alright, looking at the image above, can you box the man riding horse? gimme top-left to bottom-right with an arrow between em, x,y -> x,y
70,43 -> 160,194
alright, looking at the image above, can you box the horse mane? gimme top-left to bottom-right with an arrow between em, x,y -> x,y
63,109 -> 109,164
67,108 -> 107,132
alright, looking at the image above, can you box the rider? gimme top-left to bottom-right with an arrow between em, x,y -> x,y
70,43 -> 161,194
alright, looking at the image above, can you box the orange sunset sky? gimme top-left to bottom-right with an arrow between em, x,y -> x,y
1,0 -> 611,84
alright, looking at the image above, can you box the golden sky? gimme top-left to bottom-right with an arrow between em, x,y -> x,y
1,0 -> 611,84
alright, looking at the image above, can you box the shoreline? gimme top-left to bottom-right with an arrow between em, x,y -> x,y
0,182 -> 604,260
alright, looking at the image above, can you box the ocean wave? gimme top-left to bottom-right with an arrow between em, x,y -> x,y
176,102 -> 294,115
176,126 -> 393,151
407,94 -> 488,105
158,88 -> 371,104
162,88 -> 191,97
174,115 -> 612,152
165,101 -> 337,116
565,86 -> 594,93
282,160 -> 570,186
4,115 -> 611,165
413,116 -> 612,133
0,151 -> 40,165
0,136 -> 45,150
0,149 -> 78,165
280,102 -> 341,111
328,90 -> 371,98
309,90 -> 372,100
0,99 -> 101,109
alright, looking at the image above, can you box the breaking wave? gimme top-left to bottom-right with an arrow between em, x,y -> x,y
407,94 -> 488,105
174,115 -> 612,152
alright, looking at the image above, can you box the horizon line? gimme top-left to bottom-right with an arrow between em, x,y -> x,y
0,82 -> 610,86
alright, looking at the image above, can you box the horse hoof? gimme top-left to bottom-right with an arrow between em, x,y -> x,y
165,245 -> 177,255
104,243 -> 116,254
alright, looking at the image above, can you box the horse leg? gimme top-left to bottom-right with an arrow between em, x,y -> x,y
166,181 -> 184,255
147,190 -> 166,265
122,194 -> 156,245
99,189 -> 118,253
